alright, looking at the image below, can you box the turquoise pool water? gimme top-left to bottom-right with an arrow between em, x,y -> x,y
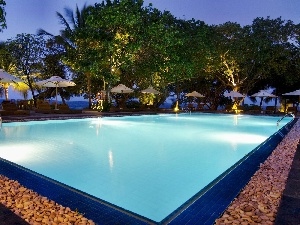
0,113 -> 292,221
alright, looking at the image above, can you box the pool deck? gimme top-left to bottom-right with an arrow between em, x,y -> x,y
0,111 -> 299,225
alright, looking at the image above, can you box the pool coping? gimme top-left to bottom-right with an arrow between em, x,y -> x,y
0,114 -> 297,225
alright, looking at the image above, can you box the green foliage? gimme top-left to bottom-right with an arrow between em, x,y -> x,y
138,92 -> 156,105
204,17 -> 300,98
0,41 -> 13,71
102,100 -> 111,112
6,34 -> 48,101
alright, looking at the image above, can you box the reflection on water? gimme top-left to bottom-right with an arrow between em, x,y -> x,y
0,143 -> 40,163
108,149 -> 114,170
233,115 -> 238,126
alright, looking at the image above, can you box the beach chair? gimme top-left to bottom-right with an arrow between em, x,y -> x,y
0,100 -> 30,116
16,99 -> 34,110
248,105 -> 262,114
187,103 -> 195,111
196,103 -> 205,111
221,104 -> 234,113
286,106 -> 297,114
35,100 -> 54,114
265,106 -> 277,114
54,103 -> 82,114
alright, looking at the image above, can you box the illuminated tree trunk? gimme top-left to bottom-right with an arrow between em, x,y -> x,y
4,84 -> 8,100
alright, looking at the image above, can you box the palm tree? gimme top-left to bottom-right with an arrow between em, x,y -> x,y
38,4 -> 94,108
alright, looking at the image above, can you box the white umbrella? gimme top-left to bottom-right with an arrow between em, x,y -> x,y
111,84 -> 133,93
282,89 -> 300,96
224,90 -> 245,98
0,69 -> 22,83
251,90 -> 277,98
185,91 -> 205,111
251,90 -> 277,107
282,89 -> 300,103
0,69 -> 23,100
36,76 -> 76,110
185,91 -> 204,98
283,89 -> 300,111
141,86 -> 160,94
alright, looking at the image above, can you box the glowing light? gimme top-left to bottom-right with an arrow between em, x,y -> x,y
94,117 -> 102,136
174,100 -> 179,112
232,103 -> 243,114
233,115 -> 238,125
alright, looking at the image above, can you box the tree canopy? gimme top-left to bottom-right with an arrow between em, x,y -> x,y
0,0 -> 299,110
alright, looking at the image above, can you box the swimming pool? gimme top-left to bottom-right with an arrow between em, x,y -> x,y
0,113 -> 293,222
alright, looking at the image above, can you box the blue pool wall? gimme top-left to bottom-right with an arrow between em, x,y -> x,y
0,117 -> 297,225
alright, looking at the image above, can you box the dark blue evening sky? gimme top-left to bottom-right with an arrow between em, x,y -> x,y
1,0 -> 300,41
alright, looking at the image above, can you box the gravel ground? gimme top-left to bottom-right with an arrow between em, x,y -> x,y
0,175 -> 96,225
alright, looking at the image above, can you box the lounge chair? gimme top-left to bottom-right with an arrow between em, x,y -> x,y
187,103 -> 195,111
264,106 -> 277,114
196,103 -> 205,111
17,99 -> 34,110
0,100 -> 30,116
35,100 -> 54,114
248,105 -> 262,114
140,104 -> 156,111
224,105 -> 233,112
54,103 -> 82,114
286,106 -> 297,114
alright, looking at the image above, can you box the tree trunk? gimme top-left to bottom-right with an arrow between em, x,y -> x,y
26,74 -> 37,107
86,72 -> 92,109
3,83 -> 9,100
259,97 -> 263,107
